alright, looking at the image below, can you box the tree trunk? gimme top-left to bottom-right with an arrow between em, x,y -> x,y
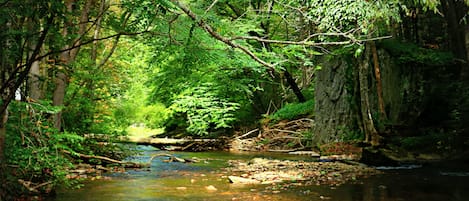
442,0 -> 468,66
283,70 -> 306,103
371,41 -> 386,120
359,44 -> 379,146
29,60 -> 42,100
53,70 -> 68,130
52,0 -> 93,130
0,109 -> 7,201
442,0 -> 469,136
312,57 -> 358,144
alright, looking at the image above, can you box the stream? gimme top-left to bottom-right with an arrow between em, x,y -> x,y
47,145 -> 469,201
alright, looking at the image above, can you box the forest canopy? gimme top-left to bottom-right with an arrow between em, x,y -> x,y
1,0 -> 468,199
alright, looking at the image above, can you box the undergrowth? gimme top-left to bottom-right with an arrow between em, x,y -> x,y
269,100 -> 314,122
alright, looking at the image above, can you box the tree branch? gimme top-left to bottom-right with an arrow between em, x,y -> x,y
229,35 -> 392,46
170,0 -> 277,74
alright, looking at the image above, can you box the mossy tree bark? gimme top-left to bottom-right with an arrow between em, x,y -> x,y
312,57 -> 358,144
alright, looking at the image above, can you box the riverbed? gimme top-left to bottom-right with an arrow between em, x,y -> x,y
47,145 -> 469,201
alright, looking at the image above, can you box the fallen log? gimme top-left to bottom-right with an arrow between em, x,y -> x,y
122,137 -> 223,151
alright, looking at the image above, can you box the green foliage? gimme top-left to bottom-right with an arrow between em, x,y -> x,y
303,0 -> 400,33
4,101 -> 78,195
4,99 -> 135,196
169,85 -> 240,136
270,100 -> 314,121
137,103 -> 171,129
380,39 -> 454,65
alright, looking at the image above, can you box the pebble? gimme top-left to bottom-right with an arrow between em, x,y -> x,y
205,185 -> 218,191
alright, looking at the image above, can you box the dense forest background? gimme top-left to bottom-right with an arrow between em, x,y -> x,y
1,0 -> 468,199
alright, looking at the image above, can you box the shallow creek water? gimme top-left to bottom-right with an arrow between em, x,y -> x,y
47,146 -> 469,201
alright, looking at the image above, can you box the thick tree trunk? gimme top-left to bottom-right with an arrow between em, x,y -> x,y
52,0 -> 92,130
359,44 -> 379,146
442,1 -> 469,136
312,57 -> 357,144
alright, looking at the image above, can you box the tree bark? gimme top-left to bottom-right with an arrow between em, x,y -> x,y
370,41 -> 386,120
28,60 -> 42,100
359,44 -> 379,146
52,0 -> 93,130
441,1 -> 469,136
442,0 -> 468,77
312,58 -> 357,144
0,109 -> 7,201
53,70 -> 68,129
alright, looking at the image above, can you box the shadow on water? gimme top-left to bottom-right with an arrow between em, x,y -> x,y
47,145 -> 469,201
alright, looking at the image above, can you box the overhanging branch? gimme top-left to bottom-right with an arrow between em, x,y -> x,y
170,0 -> 277,73
169,0 -> 392,75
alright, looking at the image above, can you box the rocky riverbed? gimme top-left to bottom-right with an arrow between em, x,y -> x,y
225,158 -> 380,187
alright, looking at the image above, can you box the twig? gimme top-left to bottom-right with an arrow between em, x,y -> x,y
271,129 -> 301,135
204,0 -> 219,15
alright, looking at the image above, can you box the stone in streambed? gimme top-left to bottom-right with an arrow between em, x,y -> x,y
228,176 -> 261,184
205,185 -> 218,191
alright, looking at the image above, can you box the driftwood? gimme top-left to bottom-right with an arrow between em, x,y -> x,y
235,128 -> 260,140
149,153 -> 197,163
61,150 -> 140,167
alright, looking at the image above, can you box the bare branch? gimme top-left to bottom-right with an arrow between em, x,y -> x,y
170,0 -> 277,73
230,34 -> 392,47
